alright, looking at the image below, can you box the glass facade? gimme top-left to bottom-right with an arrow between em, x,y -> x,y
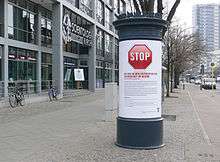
105,7 -> 112,31
96,0 -> 104,25
8,46 -> 37,93
8,1 -> 37,44
41,53 -> 52,90
64,57 -> 78,89
63,7 -> 92,54
79,0 -> 93,17
96,28 -> 104,57
105,33 -> 113,60
41,8 -> 52,48
0,0 -> 121,97
96,60 -> 104,88
105,62 -> 112,83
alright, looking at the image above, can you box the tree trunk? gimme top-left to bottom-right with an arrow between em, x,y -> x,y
166,46 -> 170,97
170,63 -> 174,93
174,68 -> 179,88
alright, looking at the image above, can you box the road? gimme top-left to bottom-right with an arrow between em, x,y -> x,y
187,83 -> 220,159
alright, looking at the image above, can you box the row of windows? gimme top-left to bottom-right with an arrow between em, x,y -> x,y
8,2 -> 52,47
96,0 -> 125,30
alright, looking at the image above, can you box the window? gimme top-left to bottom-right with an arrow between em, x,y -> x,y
8,3 -> 37,44
41,53 -> 52,90
114,39 -> 119,62
96,28 -> 104,56
105,7 -> 112,31
41,8 -> 52,48
63,7 -> 92,51
105,62 -> 112,83
96,0 -> 104,25
8,46 -> 37,93
105,33 -> 112,54
96,60 -> 104,88
63,57 -> 78,90
79,0 -> 93,17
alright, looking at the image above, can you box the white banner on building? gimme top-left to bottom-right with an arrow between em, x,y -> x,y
119,40 -> 162,119
74,69 -> 85,81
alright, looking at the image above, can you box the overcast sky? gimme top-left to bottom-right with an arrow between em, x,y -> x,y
173,0 -> 220,29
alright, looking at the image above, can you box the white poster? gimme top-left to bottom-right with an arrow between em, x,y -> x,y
74,69 -> 85,81
119,40 -> 162,119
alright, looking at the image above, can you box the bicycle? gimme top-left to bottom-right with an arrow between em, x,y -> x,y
48,86 -> 58,101
8,86 -> 25,108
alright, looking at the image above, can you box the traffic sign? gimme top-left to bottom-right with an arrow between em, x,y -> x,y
128,44 -> 152,69
211,63 -> 215,67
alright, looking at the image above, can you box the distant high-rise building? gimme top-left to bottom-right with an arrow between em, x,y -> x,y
193,4 -> 220,73
193,4 -> 220,51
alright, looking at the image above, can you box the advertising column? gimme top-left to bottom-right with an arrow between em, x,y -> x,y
114,15 -> 167,149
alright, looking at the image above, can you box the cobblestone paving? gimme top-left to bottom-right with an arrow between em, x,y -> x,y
0,88 -> 217,162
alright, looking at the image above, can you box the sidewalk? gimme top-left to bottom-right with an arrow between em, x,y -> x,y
0,88 -> 218,162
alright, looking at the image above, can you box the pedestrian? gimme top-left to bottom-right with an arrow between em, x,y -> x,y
182,79 -> 185,90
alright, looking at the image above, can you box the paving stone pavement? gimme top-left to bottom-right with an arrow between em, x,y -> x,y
0,87 -> 218,162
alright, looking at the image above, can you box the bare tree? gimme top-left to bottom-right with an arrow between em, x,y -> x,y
163,26 -> 206,91
130,0 -> 181,23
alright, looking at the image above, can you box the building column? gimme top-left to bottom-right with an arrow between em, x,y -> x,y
36,11 -> 42,93
37,51 -> 41,93
3,0 -> 8,97
88,25 -> 96,92
52,2 -> 63,97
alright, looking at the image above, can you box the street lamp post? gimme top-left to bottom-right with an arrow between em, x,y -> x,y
211,62 -> 215,97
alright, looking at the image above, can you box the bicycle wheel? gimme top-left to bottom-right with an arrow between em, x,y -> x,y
9,93 -> 18,108
18,92 -> 25,106
53,90 -> 58,100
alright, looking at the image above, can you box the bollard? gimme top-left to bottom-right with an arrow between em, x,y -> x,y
183,83 -> 185,90
104,83 -> 118,121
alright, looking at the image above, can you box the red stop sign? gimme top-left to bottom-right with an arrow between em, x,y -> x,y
128,44 -> 152,69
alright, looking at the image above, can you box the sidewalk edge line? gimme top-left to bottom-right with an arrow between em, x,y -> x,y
187,91 -> 212,146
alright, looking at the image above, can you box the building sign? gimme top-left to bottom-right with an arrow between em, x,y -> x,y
74,69 -> 85,81
119,40 -> 162,119
62,14 -> 92,46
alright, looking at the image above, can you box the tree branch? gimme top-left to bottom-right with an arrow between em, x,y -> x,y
133,0 -> 141,13
167,0 -> 181,22
157,0 -> 163,14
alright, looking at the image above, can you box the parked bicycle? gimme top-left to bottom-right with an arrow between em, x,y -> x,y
48,85 -> 58,101
8,86 -> 25,108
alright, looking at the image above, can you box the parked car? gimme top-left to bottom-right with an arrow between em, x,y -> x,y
195,79 -> 201,85
201,78 -> 216,89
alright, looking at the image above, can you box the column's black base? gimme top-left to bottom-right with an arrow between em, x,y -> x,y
116,117 -> 164,149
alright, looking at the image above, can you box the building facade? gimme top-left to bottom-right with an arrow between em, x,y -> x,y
193,4 -> 220,51
0,0 -> 126,97
193,4 -> 220,73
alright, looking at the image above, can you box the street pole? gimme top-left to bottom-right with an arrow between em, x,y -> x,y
211,63 -> 215,97
212,66 -> 214,97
